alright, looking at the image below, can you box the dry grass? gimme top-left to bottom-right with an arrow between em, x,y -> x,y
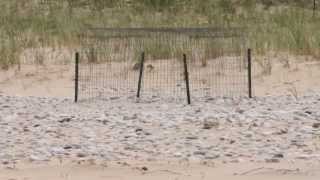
0,0 -> 320,69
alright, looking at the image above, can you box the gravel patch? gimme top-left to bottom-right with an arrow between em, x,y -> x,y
1,93 -> 320,164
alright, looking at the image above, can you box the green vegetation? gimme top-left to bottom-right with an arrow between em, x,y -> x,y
0,0 -> 320,69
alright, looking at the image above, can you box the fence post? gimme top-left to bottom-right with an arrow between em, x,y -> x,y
75,52 -> 79,103
137,52 -> 145,98
183,54 -> 191,105
314,0 -> 316,17
247,49 -> 252,99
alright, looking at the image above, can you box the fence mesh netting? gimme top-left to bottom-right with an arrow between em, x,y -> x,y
77,28 -> 249,102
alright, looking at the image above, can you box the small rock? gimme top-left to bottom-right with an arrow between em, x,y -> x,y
194,151 -> 206,156
296,155 -> 310,160
276,129 -> 288,135
186,136 -> 198,140
144,132 -> 151,136
63,146 -> 73,150
77,153 -> 87,158
265,158 -> 280,163
202,120 -> 219,130
305,111 -> 312,115
205,155 -> 220,160
236,108 -> 245,114
273,153 -> 284,158
312,123 -> 320,129
23,127 -> 30,132
206,97 -> 215,101
244,133 -> 253,138
51,147 -> 65,154
58,117 -> 72,123
141,166 -> 148,171
102,120 -> 108,125
123,114 -> 138,120
110,97 -> 120,100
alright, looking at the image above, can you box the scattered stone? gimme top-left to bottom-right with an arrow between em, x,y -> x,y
235,108 -> 245,114
186,136 -> 198,140
273,153 -> 284,159
23,127 -> 30,132
193,151 -> 206,156
58,117 -> 72,123
123,114 -> 138,120
102,120 -> 109,125
1,93 -> 320,164
110,97 -> 120,100
305,111 -> 312,115
265,158 -> 280,163
144,132 -> 152,136
77,153 -> 87,158
202,121 -> 219,130
312,123 -> 320,129
205,155 -> 220,160
141,166 -> 148,171
276,128 -> 288,135
63,146 -> 73,150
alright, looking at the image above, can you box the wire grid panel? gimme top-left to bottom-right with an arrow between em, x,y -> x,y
77,28 -> 248,101
78,39 -> 141,101
141,57 -> 186,101
187,37 -> 248,99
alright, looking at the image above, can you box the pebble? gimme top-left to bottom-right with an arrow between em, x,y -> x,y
76,153 -> 87,158
1,94 -> 320,164
273,153 -> 284,159
193,151 -> 206,156
312,123 -> 320,129
265,158 -> 280,163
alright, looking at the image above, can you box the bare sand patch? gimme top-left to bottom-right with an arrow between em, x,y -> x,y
1,56 -> 320,97
1,161 -> 320,180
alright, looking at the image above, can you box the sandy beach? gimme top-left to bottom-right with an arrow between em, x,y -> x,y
1,55 -> 320,179
1,161 -> 320,180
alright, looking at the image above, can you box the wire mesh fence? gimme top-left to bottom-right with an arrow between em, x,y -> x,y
76,27 -> 250,103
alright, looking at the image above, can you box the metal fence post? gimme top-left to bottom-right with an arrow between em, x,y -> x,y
183,54 -> 191,104
247,49 -> 252,98
75,52 -> 79,103
137,52 -> 145,98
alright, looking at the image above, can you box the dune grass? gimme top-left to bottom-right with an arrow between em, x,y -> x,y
0,0 -> 319,69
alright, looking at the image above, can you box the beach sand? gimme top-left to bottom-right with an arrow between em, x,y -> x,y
1,55 -> 320,180
1,161 -> 320,180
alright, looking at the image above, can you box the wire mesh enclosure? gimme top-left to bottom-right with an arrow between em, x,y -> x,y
76,27 -> 250,103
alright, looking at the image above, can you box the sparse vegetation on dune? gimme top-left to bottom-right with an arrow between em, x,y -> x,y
0,0 -> 320,69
